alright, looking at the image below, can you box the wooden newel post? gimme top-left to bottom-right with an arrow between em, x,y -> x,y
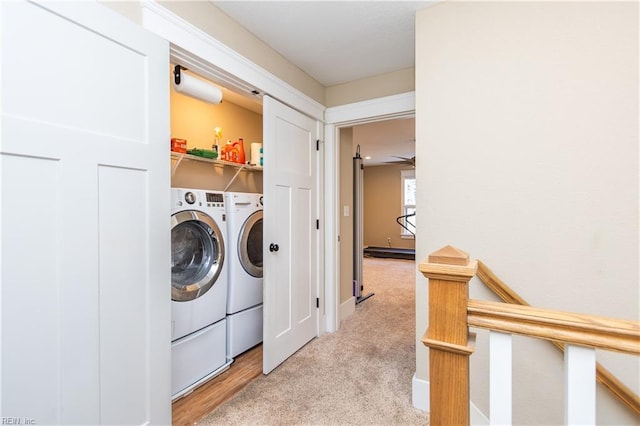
419,245 -> 478,426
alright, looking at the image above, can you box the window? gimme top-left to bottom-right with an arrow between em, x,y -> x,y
401,170 -> 416,237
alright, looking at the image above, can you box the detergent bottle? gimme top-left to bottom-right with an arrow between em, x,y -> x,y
231,138 -> 246,164
222,140 -> 232,161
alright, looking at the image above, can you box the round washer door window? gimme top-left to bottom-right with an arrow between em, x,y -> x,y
239,210 -> 263,278
171,210 -> 225,302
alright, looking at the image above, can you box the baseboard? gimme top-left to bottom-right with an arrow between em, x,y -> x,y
411,375 -> 489,424
470,401 -> 489,426
412,374 -> 429,412
339,296 -> 355,324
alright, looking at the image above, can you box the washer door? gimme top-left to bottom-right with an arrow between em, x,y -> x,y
238,210 -> 263,278
171,210 -> 225,302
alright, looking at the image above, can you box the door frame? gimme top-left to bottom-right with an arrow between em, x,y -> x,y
141,2 -> 328,332
323,92 -> 416,331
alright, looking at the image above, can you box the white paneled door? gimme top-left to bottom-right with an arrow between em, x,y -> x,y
1,1 -> 170,424
263,96 -> 320,374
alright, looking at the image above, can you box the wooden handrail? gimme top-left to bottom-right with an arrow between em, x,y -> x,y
476,260 -> 640,417
476,260 -> 530,306
467,299 -> 640,355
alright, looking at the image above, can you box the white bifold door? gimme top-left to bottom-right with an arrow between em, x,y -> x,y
262,96 -> 320,374
1,1 -> 170,424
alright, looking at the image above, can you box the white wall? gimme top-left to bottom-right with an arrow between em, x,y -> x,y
415,2 -> 638,424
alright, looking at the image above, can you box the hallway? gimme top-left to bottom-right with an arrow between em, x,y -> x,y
198,257 -> 427,425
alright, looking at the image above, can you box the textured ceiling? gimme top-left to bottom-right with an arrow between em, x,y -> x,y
212,1 -> 436,87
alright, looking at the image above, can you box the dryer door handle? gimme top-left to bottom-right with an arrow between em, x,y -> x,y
269,243 -> 279,252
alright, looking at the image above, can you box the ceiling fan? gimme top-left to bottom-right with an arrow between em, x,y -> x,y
384,155 -> 415,167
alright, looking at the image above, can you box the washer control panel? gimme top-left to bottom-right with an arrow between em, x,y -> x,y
173,189 -> 225,209
206,192 -> 224,208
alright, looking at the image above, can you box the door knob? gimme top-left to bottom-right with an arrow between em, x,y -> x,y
269,243 -> 279,252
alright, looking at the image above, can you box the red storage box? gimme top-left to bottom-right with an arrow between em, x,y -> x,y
171,138 -> 187,154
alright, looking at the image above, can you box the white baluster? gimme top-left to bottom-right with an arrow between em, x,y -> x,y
490,331 -> 512,426
564,344 -> 596,425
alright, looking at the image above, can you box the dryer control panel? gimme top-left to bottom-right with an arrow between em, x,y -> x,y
206,192 -> 223,203
206,192 -> 225,208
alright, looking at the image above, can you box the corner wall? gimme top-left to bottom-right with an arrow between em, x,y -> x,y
415,2 -> 638,424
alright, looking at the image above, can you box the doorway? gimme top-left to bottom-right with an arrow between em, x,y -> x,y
325,94 -> 416,328
353,118 -> 416,257
168,66 -> 321,421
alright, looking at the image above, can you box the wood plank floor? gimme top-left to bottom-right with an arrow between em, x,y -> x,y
172,344 -> 263,426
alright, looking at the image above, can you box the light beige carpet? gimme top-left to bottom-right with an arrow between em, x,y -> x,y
200,257 -> 429,425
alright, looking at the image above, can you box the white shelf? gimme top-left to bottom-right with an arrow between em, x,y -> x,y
170,152 -> 263,173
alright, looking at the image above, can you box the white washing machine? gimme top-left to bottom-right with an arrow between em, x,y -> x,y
224,192 -> 264,358
171,187 -> 231,399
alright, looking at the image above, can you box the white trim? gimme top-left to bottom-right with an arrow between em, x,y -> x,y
141,0 -> 324,121
316,122 -> 326,335
471,401 -> 490,426
325,92 -> 415,125
339,296 -> 356,324
412,374 -> 429,412
324,123 -> 339,332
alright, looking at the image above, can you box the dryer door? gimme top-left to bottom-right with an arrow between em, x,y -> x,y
238,210 -> 263,278
171,210 -> 225,302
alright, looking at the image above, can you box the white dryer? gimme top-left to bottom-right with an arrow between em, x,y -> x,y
224,192 -> 263,358
170,187 -> 231,399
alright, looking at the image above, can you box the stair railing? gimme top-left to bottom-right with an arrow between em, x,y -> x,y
419,245 -> 640,426
476,260 -> 640,418
396,212 -> 416,236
